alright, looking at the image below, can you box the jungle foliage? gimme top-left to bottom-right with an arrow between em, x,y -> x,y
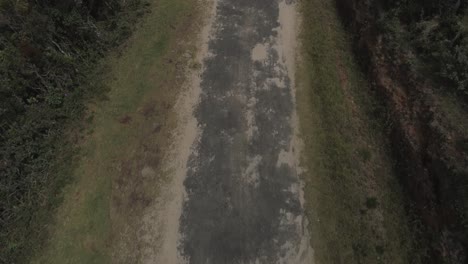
0,0 -> 147,262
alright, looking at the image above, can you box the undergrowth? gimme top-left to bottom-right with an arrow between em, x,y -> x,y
0,0 -> 149,262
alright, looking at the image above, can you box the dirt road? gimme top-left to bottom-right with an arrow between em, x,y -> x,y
26,0 -> 415,262
161,0 -> 313,263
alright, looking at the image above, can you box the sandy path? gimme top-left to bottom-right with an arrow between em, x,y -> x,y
155,0 -> 313,263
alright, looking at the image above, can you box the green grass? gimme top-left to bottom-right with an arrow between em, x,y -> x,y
297,0 -> 414,263
30,0 -> 202,263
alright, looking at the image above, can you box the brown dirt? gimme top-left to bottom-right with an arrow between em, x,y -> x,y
139,102 -> 156,118
118,115 -> 133,124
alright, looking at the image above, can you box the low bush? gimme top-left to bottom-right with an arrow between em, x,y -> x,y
379,0 -> 468,97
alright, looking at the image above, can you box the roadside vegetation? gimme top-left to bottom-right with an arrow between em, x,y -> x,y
32,0 -> 204,263
0,0 -> 178,262
333,0 -> 468,262
297,0 -> 414,263
299,0 -> 468,263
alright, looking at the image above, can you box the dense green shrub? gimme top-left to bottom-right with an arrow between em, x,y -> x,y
378,0 -> 468,96
0,0 -> 147,262
412,16 -> 468,93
